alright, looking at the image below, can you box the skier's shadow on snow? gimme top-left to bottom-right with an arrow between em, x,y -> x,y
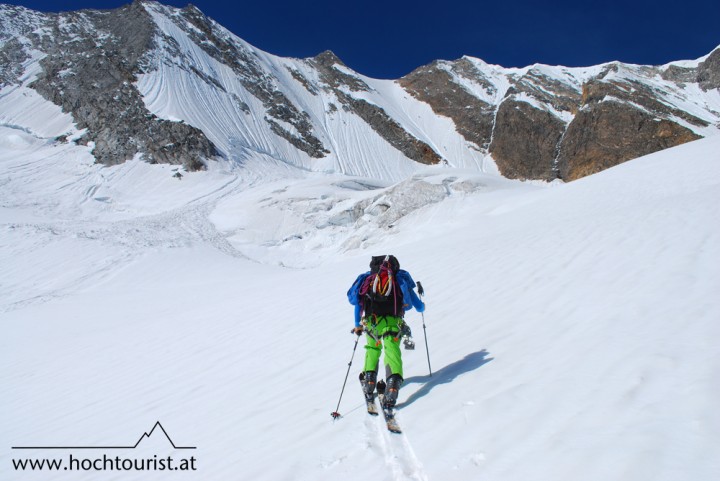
397,349 -> 493,409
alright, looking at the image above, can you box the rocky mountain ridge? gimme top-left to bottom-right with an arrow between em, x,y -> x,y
1,2 -> 217,170
1,0 -> 718,180
400,54 -> 719,180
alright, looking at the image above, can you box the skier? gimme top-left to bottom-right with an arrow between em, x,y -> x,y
347,255 -> 425,412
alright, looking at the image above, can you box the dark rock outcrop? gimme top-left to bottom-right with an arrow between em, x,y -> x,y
697,48 -> 720,91
0,37 -> 29,87
557,102 -> 700,181
490,99 -> 566,181
0,4 -> 45,88
580,76 -> 708,128
6,2 -> 217,170
399,61 -> 495,151
551,77 -> 704,180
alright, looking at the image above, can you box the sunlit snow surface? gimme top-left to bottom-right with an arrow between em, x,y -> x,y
1,4 -> 719,479
1,117 -> 719,481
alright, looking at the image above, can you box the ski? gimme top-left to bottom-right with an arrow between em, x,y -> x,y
378,394 -> 402,434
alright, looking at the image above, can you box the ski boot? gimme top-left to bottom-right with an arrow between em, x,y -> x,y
376,376 -> 403,433
383,374 -> 403,409
359,371 -> 379,415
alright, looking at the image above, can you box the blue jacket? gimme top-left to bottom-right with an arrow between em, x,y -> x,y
347,269 -> 425,327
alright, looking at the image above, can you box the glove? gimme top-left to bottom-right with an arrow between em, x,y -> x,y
351,326 -> 364,336
417,281 -> 424,296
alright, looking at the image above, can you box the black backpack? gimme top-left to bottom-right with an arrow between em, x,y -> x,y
359,255 -> 404,317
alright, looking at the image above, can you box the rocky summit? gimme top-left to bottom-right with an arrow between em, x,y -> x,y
1,0 -> 718,179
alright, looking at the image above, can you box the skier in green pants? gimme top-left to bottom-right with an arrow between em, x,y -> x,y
347,255 -> 425,408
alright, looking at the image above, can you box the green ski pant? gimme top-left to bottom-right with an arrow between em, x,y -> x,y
363,315 -> 403,379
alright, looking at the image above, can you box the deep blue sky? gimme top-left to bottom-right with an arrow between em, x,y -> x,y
5,0 -> 719,79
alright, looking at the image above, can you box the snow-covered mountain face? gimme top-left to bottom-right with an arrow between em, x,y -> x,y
0,1 -> 218,170
401,52 -> 720,181
1,1 -> 719,181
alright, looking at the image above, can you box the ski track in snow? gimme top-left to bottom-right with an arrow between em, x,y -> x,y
2,117 -> 720,480
366,413 -> 428,481
1,199 -> 245,312
0,143 -> 254,312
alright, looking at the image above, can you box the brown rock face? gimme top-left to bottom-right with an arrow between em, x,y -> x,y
489,99 -> 565,180
399,61 -> 496,150
697,48 -> 720,91
557,102 -> 701,181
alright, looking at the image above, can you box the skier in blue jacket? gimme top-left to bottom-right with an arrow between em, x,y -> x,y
347,255 -> 425,409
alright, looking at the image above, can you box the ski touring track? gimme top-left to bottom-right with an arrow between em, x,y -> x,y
365,413 -> 428,481
0,165 -> 250,313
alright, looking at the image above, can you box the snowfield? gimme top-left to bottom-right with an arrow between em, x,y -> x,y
2,3 -> 719,479
1,118 -> 719,481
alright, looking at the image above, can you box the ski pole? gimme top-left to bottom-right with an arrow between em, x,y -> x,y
417,282 -> 432,377
331,330 -> 361,420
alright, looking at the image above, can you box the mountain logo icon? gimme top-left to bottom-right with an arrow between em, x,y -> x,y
12,421 -> 196,450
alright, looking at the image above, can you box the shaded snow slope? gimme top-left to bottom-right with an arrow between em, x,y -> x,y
1,133 -> 719,480
137,2 -> 488,180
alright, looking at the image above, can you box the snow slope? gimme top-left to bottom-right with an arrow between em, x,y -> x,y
135,2 -> 489,180
1,127 -> 719,481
